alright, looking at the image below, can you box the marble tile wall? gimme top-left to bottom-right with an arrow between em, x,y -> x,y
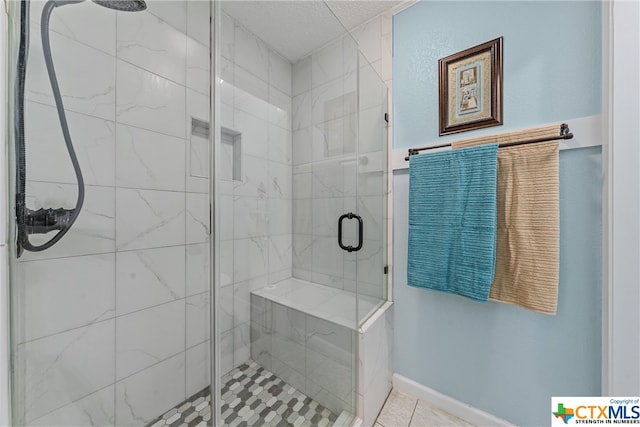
250,294 -> 357,417
218,12 -> 293,378
13,2 -> 211,425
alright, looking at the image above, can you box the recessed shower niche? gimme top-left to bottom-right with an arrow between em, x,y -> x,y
220,127 -> 242,181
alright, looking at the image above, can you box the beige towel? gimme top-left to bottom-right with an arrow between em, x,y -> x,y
452,126 -> 560,315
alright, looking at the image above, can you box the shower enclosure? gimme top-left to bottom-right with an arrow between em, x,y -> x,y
5,0 -> 390,425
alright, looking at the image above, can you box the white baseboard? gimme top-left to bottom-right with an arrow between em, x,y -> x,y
392,374 -> 515,427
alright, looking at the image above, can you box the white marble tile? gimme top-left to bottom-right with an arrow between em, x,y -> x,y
17,253 -> 115,343
293,168 -> 312,199
312,40 -> 343,88
233,154 -> 268,199
269,235 -> 292,277
190,137 -> 209,179
311,236 -> 344,279
20,183 -> 115,261
268,198 -> 292,236
145,0 -> 187,33
271,334 -> 306,379
186,136 -> 210,195
22,320 -> 115,423
292,234 -> 313,274
292,92 -> 312,131
115,188 -> 185,251
220,102 -> 235,134
269,51 -> 292,96
269,162 -> 292,199
234,23 -> 269,81
220,240 -> 234,288
116,299 -> 185,380
30,0 -> 117,56
307,316 -> 353,363
268,124 -> 292,164
359,195 -> 384,242
186,341 -> 210,397
292,128 -> 313,166
220,12 -> 235,60
219,196 -> 234,240
293,199 -> 312,235
117,10 -> 186,85
186,292 -> 210,348
187,38 -> 210,95
235,66 -> 269,109
272,304 -> 305,345
234,276 -> 269,331
233,196 -> 268,239
343,35 -> 359,80
116,246 -> 185,316
292,56 -> 311,96
220,330 -> 234,376
359,105 -> 386,155
26,31 -> 115,121
116,60 -> 186,139
250,318 -> 272,372
352,17 -> 382,66
268,87 -> 291,131
375,390 -> 417,427
311,120 -> 343,161
186,193 -> 210,244
219,285 -> 234,333
186,243 -> 210,297
311,197 -> 343,237
306,353 -> 354,403
235,110 -> 269,159
116,124 -> 185,192
29,385 -> 115,427
312,164 -> 346,198
359,63 -> 387,113
269,269 -> 290,285
25,101 -> 115,187
187,0 -> 210,47
233,237 -> 268,283
233,322 -> 251,367
115,352 -> 186,426
311,80 -> 347,126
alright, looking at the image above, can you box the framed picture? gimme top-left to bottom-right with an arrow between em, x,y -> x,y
439,37 -> 503,136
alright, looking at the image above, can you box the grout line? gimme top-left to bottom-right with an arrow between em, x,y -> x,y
407,398 -> 419,427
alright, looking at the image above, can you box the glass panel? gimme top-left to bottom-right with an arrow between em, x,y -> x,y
356,51 -> 389,326
216,1 -> 359,424
8,1 -> 212,425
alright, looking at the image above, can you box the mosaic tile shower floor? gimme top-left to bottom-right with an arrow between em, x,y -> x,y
148,360 -> 339,427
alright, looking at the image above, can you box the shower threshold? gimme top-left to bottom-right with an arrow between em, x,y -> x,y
147,360 -> 340,427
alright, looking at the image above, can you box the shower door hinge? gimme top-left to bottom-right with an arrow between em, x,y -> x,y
383,265 -> 389,274
384,113 -> 389,123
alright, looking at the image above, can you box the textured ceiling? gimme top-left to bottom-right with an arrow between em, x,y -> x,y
221,1 -> 403,62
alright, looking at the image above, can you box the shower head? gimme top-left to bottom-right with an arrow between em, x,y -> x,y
92,0 -> 147,12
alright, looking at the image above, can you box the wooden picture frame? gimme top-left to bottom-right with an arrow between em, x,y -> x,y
439,37 -> 503,136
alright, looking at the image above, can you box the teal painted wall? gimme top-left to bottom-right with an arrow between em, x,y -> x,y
394,1 -> 601,148
392,2 -> 602,426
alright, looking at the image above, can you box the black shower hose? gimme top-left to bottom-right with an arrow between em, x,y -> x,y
15,0 -> 86,256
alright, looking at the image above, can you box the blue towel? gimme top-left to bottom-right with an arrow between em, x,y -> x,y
407,144 -> 498,301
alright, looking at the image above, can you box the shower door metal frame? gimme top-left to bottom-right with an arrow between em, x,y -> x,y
209,0 -> 221,425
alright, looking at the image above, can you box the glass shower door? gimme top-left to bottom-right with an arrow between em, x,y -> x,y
356,51 -> 389,326
7,1 -> 213,425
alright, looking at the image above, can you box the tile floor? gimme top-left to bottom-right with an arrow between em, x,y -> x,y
148,360 -> 338,427
374,390 -> 474,427
148,365 -> 471,427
